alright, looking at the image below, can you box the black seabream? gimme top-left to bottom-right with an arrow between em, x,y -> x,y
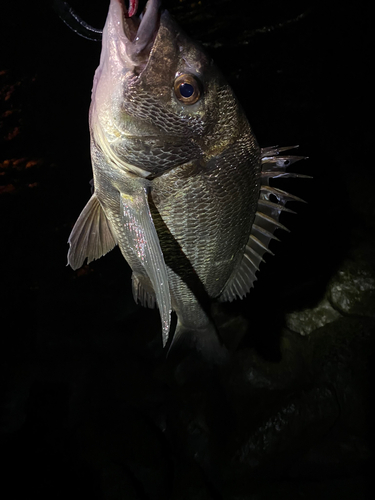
67,0 -> 306,357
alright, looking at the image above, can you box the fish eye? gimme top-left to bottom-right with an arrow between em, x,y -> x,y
174,74 -> 202,105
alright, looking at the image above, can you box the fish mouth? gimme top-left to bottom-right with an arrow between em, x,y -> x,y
112,0 -> 162,72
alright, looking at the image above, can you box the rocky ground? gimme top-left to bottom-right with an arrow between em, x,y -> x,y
1,1 -> 374,498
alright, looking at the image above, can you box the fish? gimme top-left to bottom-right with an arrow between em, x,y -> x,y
67,0 -> 306,358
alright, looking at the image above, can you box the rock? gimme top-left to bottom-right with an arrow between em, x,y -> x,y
285,295 -> 342,336
327,258 -> 375,317
285,247 -> 375,336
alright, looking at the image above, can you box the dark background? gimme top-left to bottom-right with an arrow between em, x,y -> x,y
1,1 -> 373,498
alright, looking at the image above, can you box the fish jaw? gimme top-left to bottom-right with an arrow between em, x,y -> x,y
92,0 -> 162,103
90,0 -> 167,178
95,0 -> 161,80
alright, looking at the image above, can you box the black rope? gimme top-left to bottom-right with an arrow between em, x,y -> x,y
52,0 -> 103,41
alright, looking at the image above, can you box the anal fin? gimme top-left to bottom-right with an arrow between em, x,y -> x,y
132,273 -> 156,309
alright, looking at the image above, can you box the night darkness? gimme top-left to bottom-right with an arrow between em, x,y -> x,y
1,1 -> 374,498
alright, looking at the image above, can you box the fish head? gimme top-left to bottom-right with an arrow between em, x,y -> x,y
90,0 -> 249,179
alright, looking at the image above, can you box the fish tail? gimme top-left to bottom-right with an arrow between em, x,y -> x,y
168,319 -> 229,364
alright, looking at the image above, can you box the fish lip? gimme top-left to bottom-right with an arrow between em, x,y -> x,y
115,0 -> 162,71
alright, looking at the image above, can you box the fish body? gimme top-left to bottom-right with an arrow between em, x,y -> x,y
68,0 -> 304,356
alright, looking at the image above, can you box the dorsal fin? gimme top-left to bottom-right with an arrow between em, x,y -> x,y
67,193 -> 117,270
219,146 -> 308,302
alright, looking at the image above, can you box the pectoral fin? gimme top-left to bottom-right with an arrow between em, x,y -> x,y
121,188 -> 171,346
67,193 -> 117,270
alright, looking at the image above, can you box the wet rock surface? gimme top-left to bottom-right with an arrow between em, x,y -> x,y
1,1 -> 374,499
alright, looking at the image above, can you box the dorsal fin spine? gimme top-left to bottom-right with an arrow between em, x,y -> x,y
219,146 -> 308,303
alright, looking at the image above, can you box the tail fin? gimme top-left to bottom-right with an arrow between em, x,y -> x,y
167,319 -> 229,365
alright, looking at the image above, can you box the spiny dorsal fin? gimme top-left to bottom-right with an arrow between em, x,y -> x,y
219,146 -> 307,302
67,193 -> 117,270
